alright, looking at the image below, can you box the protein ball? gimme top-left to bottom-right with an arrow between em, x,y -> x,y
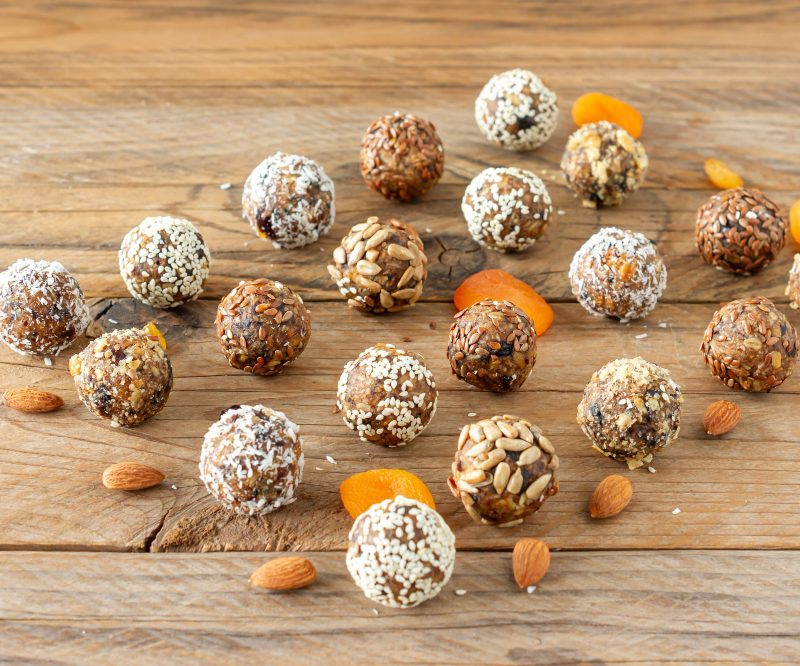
346,495 -> 455,608
447,299 -> 536,392
359,112 -> 444,202
69,327 -> 173,427
577,357 -> 683,469
695,188 -> 787,275
118,216 -> 211,309
787,254 -> 800,309
569,227 -> 667,323
448,415 -> 559,527
700,296 -> 797,392
561,121 -> 648,208
327,217 -> 427,314
474,68 -> 558,151
461,167 -> 553,252
215,279 -> 310,376
199,405 -> 303,516
0,259 -> 90,357
337,343 -> 438,447
242,152 -> 335,249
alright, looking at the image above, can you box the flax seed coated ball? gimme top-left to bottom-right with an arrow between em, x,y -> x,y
701,296 -> 797,392
788,254 -> 800,309
346,495 -> 455,608
215,279 -> 310,376
242,152 -> 335,249
359,112 -> 444,202
337,343 -> 438,447
199,405 -> 303,516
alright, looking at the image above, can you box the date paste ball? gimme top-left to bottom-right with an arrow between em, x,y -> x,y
346,495 -> 455,608
569,227 -> 667,323
216,279 -> 310,376
119,216 -> 211,309
449,415 -> 559,527
199,404 -> 303,516
701,296 -> 797,392
561,121 -> 648,208
242,152 -> 335,249
337,343 -> 438,447
577,357 -> 682,469
0,259 -> 90,357
69,327 -> 173,427
475,68 -> 558,151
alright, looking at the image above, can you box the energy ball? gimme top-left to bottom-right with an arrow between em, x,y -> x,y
199,404 -> 302,515
337,343 -> 438,447
449,415 -> 559,527
242,152 -> 335,249
700,296 -> 797,392
474,68 -> 558,151
0,259 -> 90,357
577,357 -> 682,469
787,254 -> 800,309
118,216 -> 211,309
447,299 -> 536,392
561,121 -> 648,208
569,227 -> 667,323
215,279 -> 310,376
695,188 -> 787,275
359,112 -> 444,202
69,327 -> 173,427
327,217 -> 427,314
461,167 -> 553,252
346,495 -> 455,608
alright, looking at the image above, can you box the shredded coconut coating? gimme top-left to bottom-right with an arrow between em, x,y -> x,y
118,216 -> 211,309
199,404 -> 303,516
569,227 -> 667,323
788,254 -> 800,310
346,496 -> 455,608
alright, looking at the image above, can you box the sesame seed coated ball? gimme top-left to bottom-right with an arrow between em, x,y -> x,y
346,495 -> 455,608
788,254 -> 800,309
199,405 -> 303,516
474,68 -> 558,151
0,259 -> 90,358
118,216 -> 211,309
242,152 -> 335,249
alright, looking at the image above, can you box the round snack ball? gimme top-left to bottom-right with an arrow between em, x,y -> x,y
69,327 -> 173,427
474,68 -> 558,151
701,296 -> 797,392
449,415 -> 559,527
199,404 -> 303,516
788,254 -> 800,310
577,357 -> 682,468
695,188 -> 787,275
569,227 -> 667,323
327,217 -> 427,314
461,167 -> 553,252
0,259 -> 90,357
337,343 -> 438,447
242,152 -> 335,249
215,279 -> 310,376
561,121 -> 648,208
359,112 -> 444,202
118,216 -> 211,309
447,299 -> 536,392
346,495 -> 455,608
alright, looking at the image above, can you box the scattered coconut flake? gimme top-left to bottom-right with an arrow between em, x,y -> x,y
647,466 -> 656,474
454,589 -> 467,596
526,585 -> 537,594
326,455 -> 337,465
672,507 -> 681,515
635,333 -> 648,340
219,182 -> 232,190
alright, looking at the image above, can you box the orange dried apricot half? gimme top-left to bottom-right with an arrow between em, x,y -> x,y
572,92 -> 643,139
704,159 -> 743,190
339,469 -> 435,519
143,322 -> 167,351
790,200 -> 800,245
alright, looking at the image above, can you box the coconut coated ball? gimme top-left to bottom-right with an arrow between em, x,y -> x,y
788,254 -> 800,310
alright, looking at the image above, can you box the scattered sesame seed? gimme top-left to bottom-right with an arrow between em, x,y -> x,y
108,318 -> 117,324
557,209 -> 566,216
658,322 -> 668,329
326,455 -> 337,465
454,589 -> 467,596
467,412 -> 477,417
635,333 -> 648,340
314,466 -> 323,471
43,356 -> 53,366
372,608 -> 379,616
171,484 -> 177,490
647,466 -> 656,474
526,585 -> 537,594
219,182 -> 232,190
425,227 -> 433,233
672,507 -> 681,515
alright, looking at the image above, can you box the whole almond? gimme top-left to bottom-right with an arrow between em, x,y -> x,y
3,387 -> 63,413
512,538 -> 550,588
589,474 -> 633,519
102,462 -> 165,490
249,556 -> 316,591
702,400 -> 741,436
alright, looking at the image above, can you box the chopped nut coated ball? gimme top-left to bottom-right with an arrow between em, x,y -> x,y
787,254 -> 800,309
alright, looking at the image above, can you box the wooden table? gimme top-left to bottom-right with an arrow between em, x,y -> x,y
2,2 -> 799,663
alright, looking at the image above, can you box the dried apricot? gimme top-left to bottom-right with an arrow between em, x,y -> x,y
790,200 -> 800,245
454,269 -> 554,334
143,322 -> 167,351
572,92 -> 643,139
704,159 -> 743,189
339,469 -> 435,519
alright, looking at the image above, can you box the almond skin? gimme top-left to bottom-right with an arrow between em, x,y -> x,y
703,400 -> 741,436
589,474 -> 633,519
3,387 -> 64,413
512,538 -> 550,588
102,462 -> 165,490
249,556 -> 317,591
